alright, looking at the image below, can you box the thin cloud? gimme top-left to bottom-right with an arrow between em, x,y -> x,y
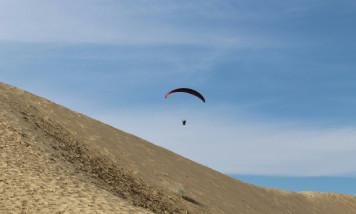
0,0 -> 291,47
93,107 -> 356,177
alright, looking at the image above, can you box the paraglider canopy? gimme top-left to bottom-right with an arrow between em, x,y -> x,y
164,88 -> 206,103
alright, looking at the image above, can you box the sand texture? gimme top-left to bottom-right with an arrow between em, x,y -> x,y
1,81 -> 356,214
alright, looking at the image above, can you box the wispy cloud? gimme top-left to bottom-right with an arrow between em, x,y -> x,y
0,0 -> 310,47
92,106 -> 356,177
2,0 -> 353,48
0,0 -> 229,45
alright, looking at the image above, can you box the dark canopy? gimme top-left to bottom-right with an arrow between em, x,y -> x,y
164,88 -> 205,103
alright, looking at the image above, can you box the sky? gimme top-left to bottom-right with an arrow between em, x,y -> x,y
1,0 -> 356,187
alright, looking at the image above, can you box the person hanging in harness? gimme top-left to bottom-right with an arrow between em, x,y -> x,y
182,120 -> 186,126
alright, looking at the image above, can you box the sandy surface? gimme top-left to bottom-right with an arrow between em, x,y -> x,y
0,113 -> 152,213
1,81 -> 356,214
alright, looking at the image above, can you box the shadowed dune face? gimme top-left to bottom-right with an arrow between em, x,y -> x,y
1,82 -> 356,214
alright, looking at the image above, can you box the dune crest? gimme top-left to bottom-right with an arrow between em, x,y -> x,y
1,82 -> 356,214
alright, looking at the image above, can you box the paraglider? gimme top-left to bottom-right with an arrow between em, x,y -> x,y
164,88 -> 205,125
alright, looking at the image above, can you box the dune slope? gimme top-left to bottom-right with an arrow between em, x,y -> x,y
1,82 -> 356,214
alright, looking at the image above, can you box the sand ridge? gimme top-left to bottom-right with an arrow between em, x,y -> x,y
1,84 -> 188,213
1,81 -> 356,214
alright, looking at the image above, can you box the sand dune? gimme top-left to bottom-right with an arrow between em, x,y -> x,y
1,82 -> 356,214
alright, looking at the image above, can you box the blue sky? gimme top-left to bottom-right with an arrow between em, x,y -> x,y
1,0 -> 356,185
